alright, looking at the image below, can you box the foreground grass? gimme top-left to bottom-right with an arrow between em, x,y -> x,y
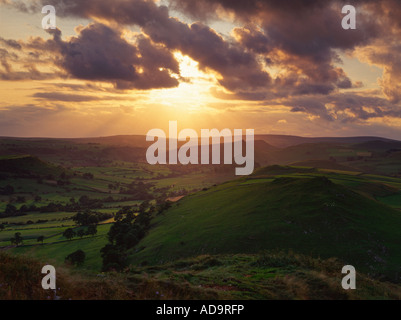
1,251 -> 401,300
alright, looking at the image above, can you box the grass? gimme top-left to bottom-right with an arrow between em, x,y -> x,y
0,226 -> 67,246
128,172 -> 401,281
0,137 -> 401,299
2,251 -> 401,300
0,211 -> 75,224
377,194 -> 401,209
128,252 -> 401,300
9,224 -> 112,272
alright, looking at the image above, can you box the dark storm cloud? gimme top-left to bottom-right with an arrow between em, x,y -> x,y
227,2 -> 380,97
169,0 -> 378,95
0,0 -> 360,94
49,23 -> 179,90
170,0 -> 401,102
0,20 -> 180,88
169,0 -> 399,25
4,0 -> 271,92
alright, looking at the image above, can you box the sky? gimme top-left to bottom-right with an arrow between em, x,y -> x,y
0,0 -> 400,139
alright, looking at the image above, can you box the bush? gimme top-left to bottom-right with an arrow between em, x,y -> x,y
65,249 -> 86,266
100,244 -> 127,271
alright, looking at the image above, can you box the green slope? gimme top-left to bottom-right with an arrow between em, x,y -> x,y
0,155 -> 64,177
129,171 -> 401,280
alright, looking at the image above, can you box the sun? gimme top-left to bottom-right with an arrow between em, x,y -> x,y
147,52 -> 220,111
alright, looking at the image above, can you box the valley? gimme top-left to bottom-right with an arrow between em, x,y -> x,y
0,134 -> 400,299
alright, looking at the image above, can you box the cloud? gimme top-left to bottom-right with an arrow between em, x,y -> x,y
356,42 -> 401,103
0,37 -> 22,50
31,91 -> 141,102
0,47 -> 59,81
2,0 -> 401,124
32,92 -> 102,102
169,0 -> 401,102
50,23 -> 180,90
4,0 -> 272,93
283,92 -> 401,122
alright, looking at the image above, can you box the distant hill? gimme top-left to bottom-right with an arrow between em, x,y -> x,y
2,134 -> 398,149
0,134 -> 399,176
129,168 -> 401,280
256,135 -> 398,148
67,135 -> 151,148
353,140 -> 401,153
289,160 -> 360,172
0,155 -> 64,177
252,164 -> 317,175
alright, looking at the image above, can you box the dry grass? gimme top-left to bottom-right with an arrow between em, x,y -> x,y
1,251 -> 401,300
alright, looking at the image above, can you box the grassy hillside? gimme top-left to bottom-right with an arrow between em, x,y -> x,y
9,224 -> 112,271
128,167 -> 401,281
0,155 -> 64,177
0,136 -> 400,299
2,251 -> 401,300
290,160 -> 359,172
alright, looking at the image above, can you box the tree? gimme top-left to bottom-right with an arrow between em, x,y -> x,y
0,224 -> 5,231
11,232 -> 23,246
37,235 -> 44,244
77,229 -> 85,238
63,228 -> 75,241
100,244 -> 127,271
87,224 -> 97,237
65,249 -> 86,266
5,204 -> 17,216
101,205 -> 154,272
72,211 -> 112,226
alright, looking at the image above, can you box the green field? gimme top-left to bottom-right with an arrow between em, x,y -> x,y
128,169 -> 401,281
1,136 -> 401,299
10,224 -> 112,271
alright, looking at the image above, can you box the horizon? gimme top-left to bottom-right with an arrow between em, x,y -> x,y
0,132 -> 400,141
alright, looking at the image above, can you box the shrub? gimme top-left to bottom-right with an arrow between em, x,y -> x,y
65,249 -> 86,266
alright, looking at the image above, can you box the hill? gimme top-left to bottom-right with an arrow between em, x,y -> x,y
128,168 -> 401,281
1,135 -> 400,176
289,160 -> 359,172
257,135 -> 397,148
0,155 -> 64,177
353,140 -> 401,153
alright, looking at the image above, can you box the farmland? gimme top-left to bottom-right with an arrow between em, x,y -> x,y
0,135 -> 400,299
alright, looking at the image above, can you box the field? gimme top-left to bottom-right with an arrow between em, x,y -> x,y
128,168 -> 401,280
0,135 -> 400,299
